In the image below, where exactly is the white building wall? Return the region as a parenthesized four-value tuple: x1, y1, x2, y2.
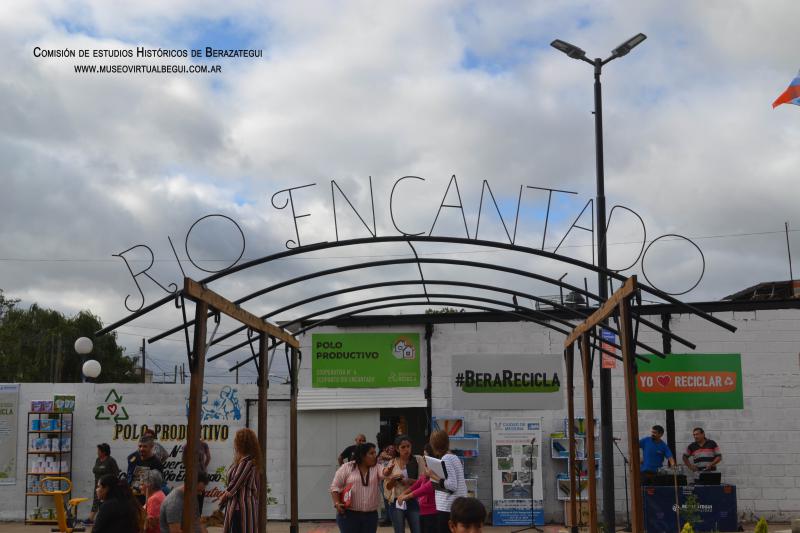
(429, 309, 800, 522)
(0, 383, 291, 522)
(2, 308, 798, 523)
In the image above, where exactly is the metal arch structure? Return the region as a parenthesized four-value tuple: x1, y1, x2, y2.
(97, 235, 734, 338)
(94, 235, 738, 531)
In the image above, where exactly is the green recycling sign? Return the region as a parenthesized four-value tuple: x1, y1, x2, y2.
(311, 333, 421, 388)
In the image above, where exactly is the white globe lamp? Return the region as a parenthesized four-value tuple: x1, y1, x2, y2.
(74, 337, 93, 355)
(82, 360, 102, 380)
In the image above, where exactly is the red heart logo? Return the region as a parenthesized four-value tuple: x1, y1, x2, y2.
(107, 404, 118, 415)
(656, 376, 671, 387)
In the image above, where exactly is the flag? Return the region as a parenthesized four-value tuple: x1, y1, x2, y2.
(773, 70, 800, 108)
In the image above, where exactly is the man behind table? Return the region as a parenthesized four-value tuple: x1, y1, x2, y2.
(639, 425, 675, 479)
(683, 427, 721, 472)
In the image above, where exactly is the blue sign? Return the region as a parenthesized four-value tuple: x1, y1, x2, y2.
(643, 485, 738, 532)
(492, 502, 544, 526)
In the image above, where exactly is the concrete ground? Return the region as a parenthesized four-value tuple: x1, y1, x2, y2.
(0, 521, 788, 533)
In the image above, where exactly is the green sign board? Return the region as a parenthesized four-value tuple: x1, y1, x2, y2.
(311, 333, 420, 388)
(636, 353, 743, 410)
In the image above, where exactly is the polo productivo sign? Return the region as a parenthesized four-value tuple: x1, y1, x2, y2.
(636, 353, 743, 410)
(451, 354, 563, 410)
(311, 332, 421, 388)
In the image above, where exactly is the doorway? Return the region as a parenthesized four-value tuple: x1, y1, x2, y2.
(378, 407, 428, 454)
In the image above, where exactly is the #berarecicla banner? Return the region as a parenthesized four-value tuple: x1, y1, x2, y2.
(0, 384, 20, 485)
(311, 332, 421, 388)
(491, 418, 544, 526)
(451, 354, 564, 410)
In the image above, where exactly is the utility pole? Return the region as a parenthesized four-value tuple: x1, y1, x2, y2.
(141, 338, 146, 383)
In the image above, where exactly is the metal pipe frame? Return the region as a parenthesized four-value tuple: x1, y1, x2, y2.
(96, 236, 736, 340)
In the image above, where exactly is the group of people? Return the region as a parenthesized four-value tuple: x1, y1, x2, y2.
(639, 424, 722, 478)
(330, 430, 486, 533)
(86, 427, 264, 533)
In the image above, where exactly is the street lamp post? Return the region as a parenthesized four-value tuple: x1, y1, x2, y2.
(551, 33, 647, 532)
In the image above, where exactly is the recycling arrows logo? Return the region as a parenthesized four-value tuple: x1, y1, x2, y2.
(94, 389, 130, 422)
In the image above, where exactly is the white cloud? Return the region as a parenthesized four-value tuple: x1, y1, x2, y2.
(3, 0, 800, 370)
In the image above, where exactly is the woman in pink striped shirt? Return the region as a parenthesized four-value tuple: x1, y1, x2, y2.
(396, 444, 437, 533)
(330, 442, 386, 533)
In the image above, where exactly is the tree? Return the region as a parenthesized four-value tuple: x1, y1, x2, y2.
(0, 294, 138, 383)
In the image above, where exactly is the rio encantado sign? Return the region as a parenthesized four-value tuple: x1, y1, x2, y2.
(112, 176, 707, 312)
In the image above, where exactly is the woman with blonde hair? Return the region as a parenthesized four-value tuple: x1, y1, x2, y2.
(216, 428, 263, 533)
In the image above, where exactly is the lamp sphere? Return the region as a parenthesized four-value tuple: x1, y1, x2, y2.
(74, 337, 93, 355)
(82, 359, 102, 379)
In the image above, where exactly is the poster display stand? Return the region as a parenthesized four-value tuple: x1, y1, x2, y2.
(491, 418, 544, 526)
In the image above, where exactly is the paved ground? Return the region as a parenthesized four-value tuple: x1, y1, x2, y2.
(0, 522, 787, 533)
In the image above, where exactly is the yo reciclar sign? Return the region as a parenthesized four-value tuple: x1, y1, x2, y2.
(635, 353, 743, 410)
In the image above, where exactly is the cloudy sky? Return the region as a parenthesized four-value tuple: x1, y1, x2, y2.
(3, 1, 800, 381)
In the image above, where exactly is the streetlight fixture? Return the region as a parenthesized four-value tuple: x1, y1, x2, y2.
(551, 32, 646, 533)
(74, 336, 100, 382)
(82, 359, 102, 380)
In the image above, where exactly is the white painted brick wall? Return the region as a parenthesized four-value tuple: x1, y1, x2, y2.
(0, 383, 291, 522)
(429, 309, 800, 522)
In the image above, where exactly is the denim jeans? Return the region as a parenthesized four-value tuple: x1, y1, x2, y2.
(391, 498, 421, 533)
(337, 510, 379, 533)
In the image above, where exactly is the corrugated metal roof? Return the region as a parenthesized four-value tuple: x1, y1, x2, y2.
(297, 388, 426, 410)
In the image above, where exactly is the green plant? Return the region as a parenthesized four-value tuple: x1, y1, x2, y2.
(754, 517, 768, 533)
(681, 494, 702, 529)
(681, 523, 694, 533)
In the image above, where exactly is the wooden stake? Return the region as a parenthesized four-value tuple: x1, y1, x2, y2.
(182, 301, 208, 533)
(257, 333, 269, 533)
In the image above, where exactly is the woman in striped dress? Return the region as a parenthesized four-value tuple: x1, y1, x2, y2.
(218, 428, 263, 533)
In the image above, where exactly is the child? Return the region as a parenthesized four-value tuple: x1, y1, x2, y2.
(448, 497, 486, 533)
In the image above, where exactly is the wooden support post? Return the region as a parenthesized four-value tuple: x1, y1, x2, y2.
(257, 333, 269, 533)
(565, 345, 579, 533)
(619, 295, 643, 533)
(289, 346, 299, 533)
(182, 301, 208, 533)
(580, 334, 598, 533)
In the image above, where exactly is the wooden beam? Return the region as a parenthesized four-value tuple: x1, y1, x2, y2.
(182, 301, 208, 533)
(620, 296, 644, 533)
(257, 333, 269, 533)
(565, 345, 578, 533)
(580, 334, 598, 533)
(564, 276, 637, 348)
(183, 278, 299, 348)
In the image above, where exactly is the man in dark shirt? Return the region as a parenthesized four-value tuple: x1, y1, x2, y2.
(683, 427, 721, 472)
(337, 433, 366, 465)
(127, 435, 164, 504)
